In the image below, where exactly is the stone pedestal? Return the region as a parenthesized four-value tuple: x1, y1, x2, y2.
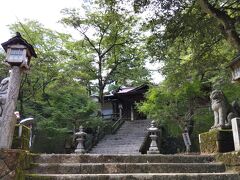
(199, 129, 234, 153)
(232, 118, 240, 151)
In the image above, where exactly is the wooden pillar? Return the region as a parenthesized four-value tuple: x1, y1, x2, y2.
(0, 66, 21, 148)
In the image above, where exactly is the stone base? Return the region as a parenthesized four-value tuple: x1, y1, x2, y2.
(75, 149, 86, 154)
(147, 150, 160, 154)
(199, 129, 234, 153)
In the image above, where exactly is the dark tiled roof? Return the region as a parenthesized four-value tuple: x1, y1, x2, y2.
(115, 84, 149, 95)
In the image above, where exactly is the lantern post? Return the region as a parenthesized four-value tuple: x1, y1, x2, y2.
(0, 32, 37, 149)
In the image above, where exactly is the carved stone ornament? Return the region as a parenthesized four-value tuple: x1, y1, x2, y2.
(210, 90, 240, 129)
(0, 77, 9, 117)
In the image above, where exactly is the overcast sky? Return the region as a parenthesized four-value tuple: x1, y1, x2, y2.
(0, 0, 82, 43)
(0, 0, 163, 83)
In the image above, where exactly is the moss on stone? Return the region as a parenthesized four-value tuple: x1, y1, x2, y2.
(199, 129, 234, 153)
(215, 151, 240, 172)
(215, 151, 240, 166)
(199, 130, 218, 153)
(12, 124, 31, 150)
(14, 150, 33, 180)
(0, 149, 33, 180)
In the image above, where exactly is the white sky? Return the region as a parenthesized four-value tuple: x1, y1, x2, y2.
(0, 0, 163, 83)
(0, 0, 82, 43)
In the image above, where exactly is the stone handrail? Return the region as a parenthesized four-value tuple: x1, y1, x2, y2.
(111, 117, 125, 134)
(83, 124, 113, 153)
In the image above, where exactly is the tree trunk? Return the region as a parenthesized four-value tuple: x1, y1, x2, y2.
(98, 55, 105, 107)
(99, 87, 104, 107)
(198, 0, 240, 51)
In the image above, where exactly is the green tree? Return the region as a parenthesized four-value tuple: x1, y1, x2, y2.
(61, 1, 150, 105)
(8, 20, 102, 153)
(9, 20, 71, 116)
(134, 0, 240, 137)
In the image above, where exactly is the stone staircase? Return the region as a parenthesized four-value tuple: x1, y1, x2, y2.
(25, 154, 240, 179)
(90, 120, 150, 154)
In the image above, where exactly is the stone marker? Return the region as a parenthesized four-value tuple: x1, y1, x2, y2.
(182, 129, 191, 153)
(231, 117, 240, 151)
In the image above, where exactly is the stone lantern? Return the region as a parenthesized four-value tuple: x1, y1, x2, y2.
(75, 126, 87, 154)
(2, 32, 37, 68)
(0, 32, 37, 149)
(228, 53, 240, 82)
(147, 120, 160, 154)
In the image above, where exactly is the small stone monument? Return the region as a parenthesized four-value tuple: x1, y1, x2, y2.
(147, 120, 160, 154)
(182, 127, 191, 154)
(75, 126, 87, 154)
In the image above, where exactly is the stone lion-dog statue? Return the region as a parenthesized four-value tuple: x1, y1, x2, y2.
(210, 90, 240, 129)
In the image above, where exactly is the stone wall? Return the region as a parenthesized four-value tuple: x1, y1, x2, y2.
(0, 149, 32, 179)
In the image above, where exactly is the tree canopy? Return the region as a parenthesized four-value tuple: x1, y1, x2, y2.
(61, 1, 150, 105)
(134, 0, 240, 137)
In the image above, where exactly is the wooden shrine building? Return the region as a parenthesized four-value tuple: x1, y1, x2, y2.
(102, 84, 149, 121)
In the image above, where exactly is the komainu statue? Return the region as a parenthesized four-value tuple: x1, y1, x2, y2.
(0, 77, 9, 117)
(210, 90, 240, 129)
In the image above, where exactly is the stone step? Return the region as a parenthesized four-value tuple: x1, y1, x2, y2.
(89, 148, 140, 152)
(90, 148, 140, 152)
(29, 162, 225, 174)
(25, 173, 240, 180)
(105, 134, 147, 136)
(92, 143, 143, 147)
(94, 140, 145, 143)
(90, 148, 140, 151)
(96, 138, 145, 142)
(32, 154, 215, 164)
(89, 151, 140, 154)
(89, 119, 151, 154)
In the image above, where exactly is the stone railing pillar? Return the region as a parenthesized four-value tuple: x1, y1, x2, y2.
(147, 120, 160, 154)
(75, 126, 87, 154)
